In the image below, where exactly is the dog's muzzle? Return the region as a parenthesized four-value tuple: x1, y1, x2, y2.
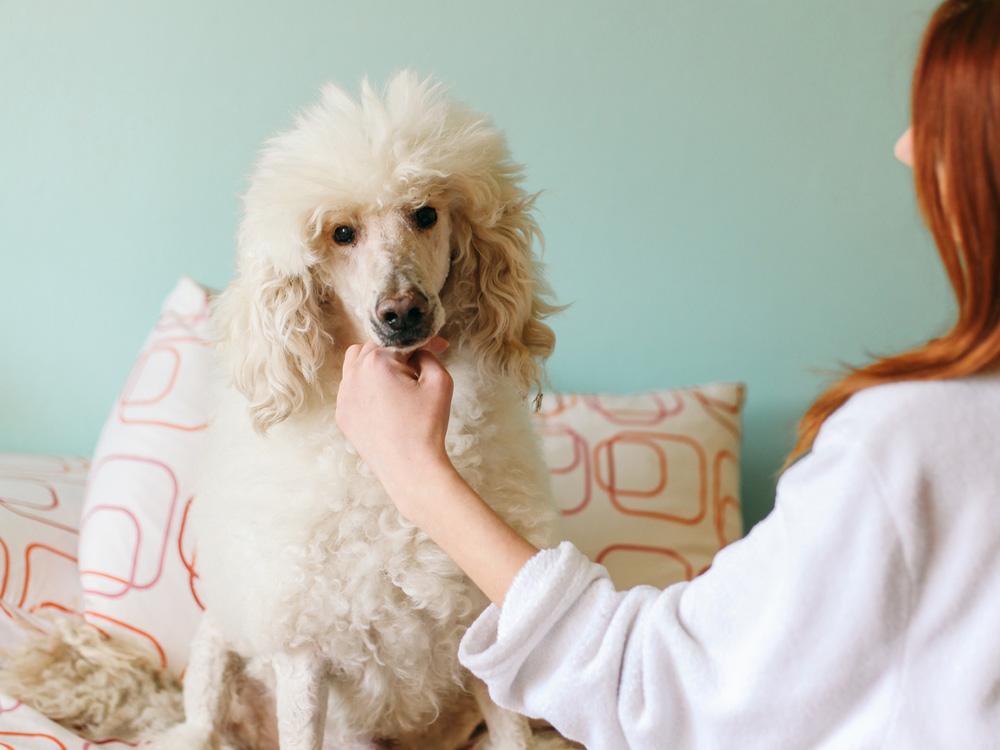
(373, 290, 433, 348)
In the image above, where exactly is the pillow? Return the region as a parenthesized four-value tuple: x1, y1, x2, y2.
(532, 385, 744, 589)
(78, 278, 212, 675)
(76, 276, 744, 672)
(0, 454, 87, 625)
(0, 454, 133, 748)
(0, 689, 132, 750)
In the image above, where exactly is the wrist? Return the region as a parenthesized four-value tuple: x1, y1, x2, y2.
(380, 455, 538, 605)
(381, 453, 461, 522)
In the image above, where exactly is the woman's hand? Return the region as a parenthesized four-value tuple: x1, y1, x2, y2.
(336, 337, 538, 604)
(335, 337, 455, 515)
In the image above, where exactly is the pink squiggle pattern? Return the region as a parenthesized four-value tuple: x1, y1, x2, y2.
(79, 455, 178, 600)
(18, 543, 77, 609)
(538, 423, 592, 516)
(582, 391, 684, 425)
(0, 732, 67, 749)
(117, 337, 211, 432)
(691, 387, 743, 438)
(153, 283, 211, 333)
(177, 496, 204, 611)
(0, 479, 78, 535)
(78, 505, 141, 597)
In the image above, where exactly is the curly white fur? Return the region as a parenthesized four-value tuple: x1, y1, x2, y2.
(0, 614, 182, 738)
(1, 72, 569, 750)
(182, 70, 563, 750)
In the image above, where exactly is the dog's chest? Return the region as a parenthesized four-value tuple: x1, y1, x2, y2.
(197, 369, 536, 725)
(242, 470, 482, 657)
(262, 495, 479, 728)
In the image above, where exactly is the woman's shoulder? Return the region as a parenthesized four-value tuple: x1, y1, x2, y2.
(777, 373, 1000, 542)
(814, 371, 1000, 463)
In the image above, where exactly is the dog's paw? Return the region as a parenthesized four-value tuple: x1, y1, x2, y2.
(142, 723, 215, 750)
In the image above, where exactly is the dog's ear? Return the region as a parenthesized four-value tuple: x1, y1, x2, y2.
(214, 257, 329, 432)
(449, 190, 559, 398)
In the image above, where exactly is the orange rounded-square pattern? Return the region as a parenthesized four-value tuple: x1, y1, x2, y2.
(533, 384, 744, 591)
(0, 477, 57, 514)
(0, 455, 88, 477)
(536, 393, 579, 420)
(597, 544, 694, 588)
(0, 454, 85, 623)
(713, 449, 742, 547)
(117, 338, 211, 432)
(538, 423, 591, 516)
(594, 431, 707, 525)
(583, 392, 683, 426)
(79, 455, 179, 599)
(78, 278, 217, 676)
(153, 277, 211, 333)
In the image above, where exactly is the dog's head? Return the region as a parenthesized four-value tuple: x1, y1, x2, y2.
(217, 72, 557, 431)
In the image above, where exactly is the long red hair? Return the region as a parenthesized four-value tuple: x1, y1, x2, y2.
(787, 0, 1000, 466)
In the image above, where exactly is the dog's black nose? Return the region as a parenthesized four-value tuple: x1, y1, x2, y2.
(376, 292, 429, 333)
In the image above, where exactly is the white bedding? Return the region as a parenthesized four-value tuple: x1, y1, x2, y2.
(0, 453, 135, 747)
(0, 453, 571, 748)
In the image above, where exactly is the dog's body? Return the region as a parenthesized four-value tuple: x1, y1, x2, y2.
(152, 73, 562, 749)
(0, 71, 563, 749)
(173, 356, 553, 748)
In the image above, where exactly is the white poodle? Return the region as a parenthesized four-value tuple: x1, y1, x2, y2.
(2, 72, 568, 750)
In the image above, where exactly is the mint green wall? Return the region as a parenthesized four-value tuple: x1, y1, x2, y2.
(0, 0, 948, 526)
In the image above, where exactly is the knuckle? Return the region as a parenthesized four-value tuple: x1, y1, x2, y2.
(434, 368, 454, 390)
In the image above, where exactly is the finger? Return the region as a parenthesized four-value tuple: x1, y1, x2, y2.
(356, 341, 380, 366)
(377, 345, 426, 378)
(343, 344, 363, 368)
(420, 336, 450, 355)
(411, 350, 452, 386)
(384, 347, 412, 364)
(374, 348, 421, 380)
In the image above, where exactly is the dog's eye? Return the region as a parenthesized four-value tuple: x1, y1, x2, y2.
(412, 206, 437, 230)
(332, 225, 356, 245)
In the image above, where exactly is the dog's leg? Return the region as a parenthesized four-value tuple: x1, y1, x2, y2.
(472, 679, 533, 750)
(318, 679, 388, 750)
(273, 649, 330, 750)
(146, 614, 238, 749)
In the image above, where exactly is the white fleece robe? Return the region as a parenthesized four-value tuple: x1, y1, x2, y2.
(459, 374, 1000, 749)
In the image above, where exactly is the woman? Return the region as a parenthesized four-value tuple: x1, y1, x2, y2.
(336, 1, 1000, 746)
